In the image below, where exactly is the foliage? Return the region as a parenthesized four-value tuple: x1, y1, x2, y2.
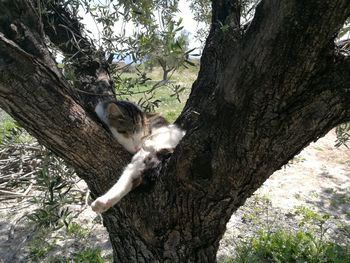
(67, 222, 90, 239)
(28, 227, 105, 262)
(26, 152, 80, 230)
(0, 117, 31, 144)
(38, 0, 190, 113)
(338, 18, 350, 39)
(73, 248, 106, 263)
(141, 17, 192, 81)
(227, 229, 350, 263)
(222, 205, 350, 263)
(117, 67, 196, 120)
(28, 229, 56, 261)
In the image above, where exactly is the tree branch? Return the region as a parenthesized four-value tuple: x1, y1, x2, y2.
(0, 0, 61, 76)
(178, 0, 350, 201)
(0, 0, 115, 111)
(221, 0, 350, 106)
(42, 1, 115, 110)
(0, 31, 129, 193)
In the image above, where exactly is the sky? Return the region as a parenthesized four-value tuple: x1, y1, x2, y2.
(61, 1, 350, 63)
(80, 0, 203, 50)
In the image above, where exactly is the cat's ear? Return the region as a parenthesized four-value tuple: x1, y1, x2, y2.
(107, 103, 124, 118)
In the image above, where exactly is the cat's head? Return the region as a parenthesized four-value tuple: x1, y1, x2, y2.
(98, 101, 149, 153)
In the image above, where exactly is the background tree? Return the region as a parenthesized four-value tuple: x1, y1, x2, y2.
(0, 0, 349, 262)
(142, 23, 191, 81)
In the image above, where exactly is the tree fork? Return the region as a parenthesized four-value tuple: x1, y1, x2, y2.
(1, 0, 350, 262)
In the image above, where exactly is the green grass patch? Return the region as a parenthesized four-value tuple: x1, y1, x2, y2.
(67, 222, 90, 239)
(221, 204, 349, 263)
(28, 229, 56, 261)
(116, 66, 196, 122)
(73, 248, 106, 263)
(47, 248, 108, 263)
(0, 115, 33, 144)
(223, 229, 350, 263)
(0, 117, 20, 143)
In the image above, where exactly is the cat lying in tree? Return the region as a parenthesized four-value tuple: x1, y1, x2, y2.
(91, 100, 185, 213)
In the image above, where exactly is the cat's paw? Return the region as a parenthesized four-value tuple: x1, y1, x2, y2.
(91, 197, 112, 213)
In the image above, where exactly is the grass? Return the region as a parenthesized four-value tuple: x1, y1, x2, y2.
(221, 205, 350, 263)
(67, 222, 90, 239)
(0, 115, 33, 145)
(330, 191, 350, 207)
(224, 229, 350, 263)
(117, 66, 197, 122)
(28, 229, 56, 261)
(46, 248, 107, 263)
(72, 248, 106, 263)
(0, 117, 21, 144)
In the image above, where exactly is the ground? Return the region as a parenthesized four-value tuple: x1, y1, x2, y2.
(1, 128, 349, 262)
(217, 130, 350, 261)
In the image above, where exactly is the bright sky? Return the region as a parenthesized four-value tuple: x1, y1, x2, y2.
(80, 0, 203, 51)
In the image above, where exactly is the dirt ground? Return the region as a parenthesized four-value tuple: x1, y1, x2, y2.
(1, 130, 349, 262)
(217, 130, 350, 260)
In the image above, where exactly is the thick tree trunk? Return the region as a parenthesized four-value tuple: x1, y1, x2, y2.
(0, 0, 350, 262)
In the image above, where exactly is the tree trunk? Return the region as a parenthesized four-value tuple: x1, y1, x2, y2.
(162, 69, 169, 82)
(0, 0, 350, 262)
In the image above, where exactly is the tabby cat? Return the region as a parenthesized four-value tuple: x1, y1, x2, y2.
(91, 100, 185, 213)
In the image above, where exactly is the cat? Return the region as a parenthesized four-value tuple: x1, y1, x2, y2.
(91, 100, 185, 213)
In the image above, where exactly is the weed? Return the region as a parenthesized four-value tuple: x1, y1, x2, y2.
(28, 229, 55, 261)
(345, 211, 350, 218)
(337, 223, 350, 238)
(242, 195, 272, 226)
(220, 202, 350, 263)
(73, 248, 106, 263)
(224, 229, 350, 263)
(26, 152, 79, 230)
(294, 206, 328, 225)
(330, 192, 350, 207)
(0, 117, 32, 144)
(310, 191, 319, 198)
(67, 222, 90, 239)
(46, 248, 108, 263)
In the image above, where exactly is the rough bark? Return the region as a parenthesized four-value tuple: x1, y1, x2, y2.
(0, 0, 350, 262)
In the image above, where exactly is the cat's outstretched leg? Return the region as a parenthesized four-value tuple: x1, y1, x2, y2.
(91, 150, 148, 213)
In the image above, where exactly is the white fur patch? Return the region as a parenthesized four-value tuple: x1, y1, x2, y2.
(144, 125, 186, 152)
(95, 102, 107, 124)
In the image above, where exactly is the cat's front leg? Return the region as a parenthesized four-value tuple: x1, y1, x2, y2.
(91, 149, 149, 213)
(91, 196, 114, 213)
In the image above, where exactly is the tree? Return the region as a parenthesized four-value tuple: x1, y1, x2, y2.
(0, 0, 349, 262)
(141, 18, 191, 81)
